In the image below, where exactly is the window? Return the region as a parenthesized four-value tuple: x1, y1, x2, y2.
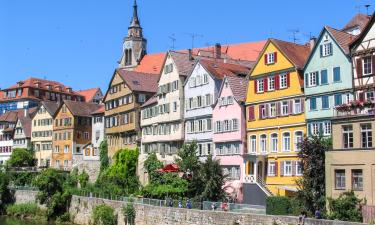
(294, 99, 301, 114)
(343, 125, 353, 149)
(294, 131, 303, 151)
(260, 105, 267, 118)
(361, 124, 372, 148)
(205, 94, 212, 106)
(334, 94, 342, 106)
(280, 74, 287, 88)
(309, 72, 317, 86)
(64, 145, 69, 153)
(269, 103, 276, 117)
(197, 96, 202, 107)
(203, 74, 209, 84)
(257, 79, 264, 92)
(333, 67, 341, 82)
(206, 119, 212, 131)
(323, 122, 331, 135)
(310, 97, 317, 110)
(173, 102, 177, 112)
(363, 56, 372, 76)
(281, 101, 289, 115)
(232, 119, 238, 131)
(250, 135, 256, 153)
(55, 160, 60, 168)
(260, 134, 267, 153)
(335, 170, 346, 190)
(84, 132, 89, 140)
(366, 91, 375, 101)
(54, 146, 59, 153)
(267, 52, 275, 64)
(284, 161, 292, 176)
(282, 132, 291, 152)
(321, 96, 330, 109)
(138, 94, 146, 103)
(216, 121, 222, 133)
(224, 120, 231, 132)
(296, 161, 303, 175)
(268, 162, 276, 176)
(322, 43, 332, 56)
(352, 169, 363, 191)
(268, 76, 275, 90)
(227, 96, 234, 105)
(311, 123, 319, 136)
(321, 69, 328, 84)
(270, 133, 278, 152)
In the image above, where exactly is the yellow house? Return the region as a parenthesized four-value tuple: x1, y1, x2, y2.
(244, 39, 310, 198)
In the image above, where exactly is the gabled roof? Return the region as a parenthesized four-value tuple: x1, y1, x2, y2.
(199, 59, 250, 79)
(134, 52, 167, 74)
(342, 13, 371, 32)
(269, 38, 310, 70)
(349, 12, 375, 50)
(63, 100, 103, 117)
(117, 69, 159, 93)
(77, 88, 102, 103)
(0, 108, 37, 124)
(141, 94, 157, 108)
(169, 51, 197, 76)
(226, 76, 248, 102)
(326, 26, 355, 54)
(41, 101, 61, 116)
(17, 115, 32, 138)
(91, 104, 105, 115)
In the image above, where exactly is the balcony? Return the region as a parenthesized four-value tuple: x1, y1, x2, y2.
(335, 100, 375, 117)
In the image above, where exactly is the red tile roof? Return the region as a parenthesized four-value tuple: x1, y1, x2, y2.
(326, 26, 355, 54)
(349, 12, 375, 50)
(91, 104, 105, 115)
(134, 52, 167, 74)
(63, 100, 103, 117)
(117, 69, 159, 93)
(270, 39, 310, 69)
(199, 59, 250, 79)
(0, 108, 37, 123)
(342, 13, 371, 32)
(77, 88, 102, 103)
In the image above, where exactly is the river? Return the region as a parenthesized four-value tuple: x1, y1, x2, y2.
(0, 216, 74, 225)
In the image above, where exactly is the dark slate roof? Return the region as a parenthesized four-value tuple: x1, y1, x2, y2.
(271, 38, 310, 69)
(226, 76, 248, 102)
(326, 26, 355, 54)
(18, 115, 32, 138)
(64, 100, 103, 117)
(141, 94, 157, 108)
(169, 51, 197, 76)
(117, 69, 159, 93)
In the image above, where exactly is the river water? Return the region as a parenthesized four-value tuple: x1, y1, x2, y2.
(0, 217, 73, 225)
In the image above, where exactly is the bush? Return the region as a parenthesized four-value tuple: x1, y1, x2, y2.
(0, 171, 12, 213)
(266, 196, 293, 215)
(78, 170, 89, 188)
(122, 201, 135, 225)
(6, 148, 35, 167)
(6, 203, 46, 220)
(91, 204, 117, 225)
(328, 191, 363, 222)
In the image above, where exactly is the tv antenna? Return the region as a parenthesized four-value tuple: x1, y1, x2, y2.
(287, 28, 300, 43)
(184, 32, 203, 49)
(365, 4, 371, 15)
(168, 34, 176, 50)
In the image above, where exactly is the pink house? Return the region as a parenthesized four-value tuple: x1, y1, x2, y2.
(212, 75, 247, 203)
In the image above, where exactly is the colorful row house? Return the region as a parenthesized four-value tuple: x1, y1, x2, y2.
(326, 13, 375, 206)
(304, 27, 355, 138)
(212, 75, 248, 202)
(245, 39, 310, 204)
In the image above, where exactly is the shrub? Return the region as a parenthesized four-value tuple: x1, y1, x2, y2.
(78, 170, 89, 188)
(328, 191, 363, 222)
(6, 148, 35, 167)
(0, 171, 12, 213)
(6, 203, 46, 220)
(122, 201, 136, 225)
(266, 196, 292, 215)
(91, 204, 117, 225)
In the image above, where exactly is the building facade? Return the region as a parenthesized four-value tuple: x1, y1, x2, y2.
(12, 113, 33, 150)
(31, 101, 60, 167)
(104, 69, 158, 158)
(245, 39, 310, 203)
(52, 100, 101, 171)
(212, 76, 248, 203)
(304, 27, 355, 137)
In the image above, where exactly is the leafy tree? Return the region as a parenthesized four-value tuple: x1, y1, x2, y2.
(91, 204, 117, 225)
(78, 170, 89, 188)
(296, 136, 330, 215)
(0, 171, 13, 213)
(200, 155, 226, 202)
(143, 152, 163, 184)
(142, 173, 188, 199)
(99, 140, 109, 173)
(96, 149, 140, 196)
(122, 200, 136, 225)
(328, 191, 363, 222)
(6, 148, 34, 168)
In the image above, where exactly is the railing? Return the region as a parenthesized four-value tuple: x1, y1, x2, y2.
(202, 201, 265, 214)
(256, 175, 273, 196)
(335, 102, 375, 117)
(8, 185, 39, 191)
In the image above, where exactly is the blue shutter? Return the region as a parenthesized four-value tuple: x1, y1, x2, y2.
(329, 43, 333, 55)
(310, 97, 316, 110)
(333, 67, 341, 82)
(319, 123, 323, 135)
(334, 94, 342, 106)
(316, 71, 320, 85)
(321, 69, 328, 84)
(320, 45, 323, 57)
(305, 73, 309, 87)
(308, 124, 312, 136)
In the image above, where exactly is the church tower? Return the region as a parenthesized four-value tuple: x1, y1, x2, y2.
(119, 0, 147, 69)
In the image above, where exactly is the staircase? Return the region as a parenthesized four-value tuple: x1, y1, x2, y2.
(256, 175, 273, 196)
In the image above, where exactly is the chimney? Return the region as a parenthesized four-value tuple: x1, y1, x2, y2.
(215, 43, 221, 59)
(309, 37, 317, 50)
(188, 49, 193, 61)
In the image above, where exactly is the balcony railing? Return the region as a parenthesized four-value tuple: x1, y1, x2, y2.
(334, 100, 375, 117)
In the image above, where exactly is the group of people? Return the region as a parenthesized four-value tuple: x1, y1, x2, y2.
(167, 198, 192, 209)
(211, 201, 229, 211)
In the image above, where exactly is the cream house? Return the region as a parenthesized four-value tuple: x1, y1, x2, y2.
(31, 101, 60, 167)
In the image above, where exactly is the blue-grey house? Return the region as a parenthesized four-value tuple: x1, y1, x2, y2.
(304, 26, 355, 137)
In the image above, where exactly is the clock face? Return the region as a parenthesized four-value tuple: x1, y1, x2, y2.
(125, 41, 132, 48)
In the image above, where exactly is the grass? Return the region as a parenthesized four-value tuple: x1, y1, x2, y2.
(6, 203, 47, 221)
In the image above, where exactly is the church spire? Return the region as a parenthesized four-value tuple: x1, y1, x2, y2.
(130, 0, 140, 28)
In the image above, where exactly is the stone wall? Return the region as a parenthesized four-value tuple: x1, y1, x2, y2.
(76, 160, 101, 183)
(13, 190, 39, 204)
(69, 195, 368, 225)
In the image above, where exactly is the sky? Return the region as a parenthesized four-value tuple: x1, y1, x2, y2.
(0, 0, 373, 92)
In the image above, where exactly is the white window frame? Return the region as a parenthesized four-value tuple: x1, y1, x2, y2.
(268, 76, 275, 91)
(323, 122, 331, 135)
(309, 72, 317, 87)
(249, 135, 257, 154)
(296, 161, 303, 176)
(282, 132, 291, 152)
(267, 52, 275, 64)
(281, 101, 289, 115)
(269, 103, 276, 117)
(294, 131, 303, 152)
(268, 161, 276, 176)
(311, 123, 319, 136)
(270, 133, 278, 153)
(257, 79, 264, 93)
(322, 42, 332, 56)
(294, 99, 301, 114)
(284, 161, 292, 176)
(363, 56, 372, 76)
(260, 134, 267, 154)
(280, 74, 287, 89)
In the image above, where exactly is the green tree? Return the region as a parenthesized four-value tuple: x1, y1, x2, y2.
(143, 152, 163, 184)
(91, 204, 117, 225)
(328, 191, 363, 222)
(99, 140, 109, 174)
(200, 155, 226, 202)
(296, 136, 330, 215)
(0, 171, 13, 213)
(122, 200, 136, 225)
(142, 173, 188, 199)
(78, 170, 89, 188)
(6, 148, 34, 168)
